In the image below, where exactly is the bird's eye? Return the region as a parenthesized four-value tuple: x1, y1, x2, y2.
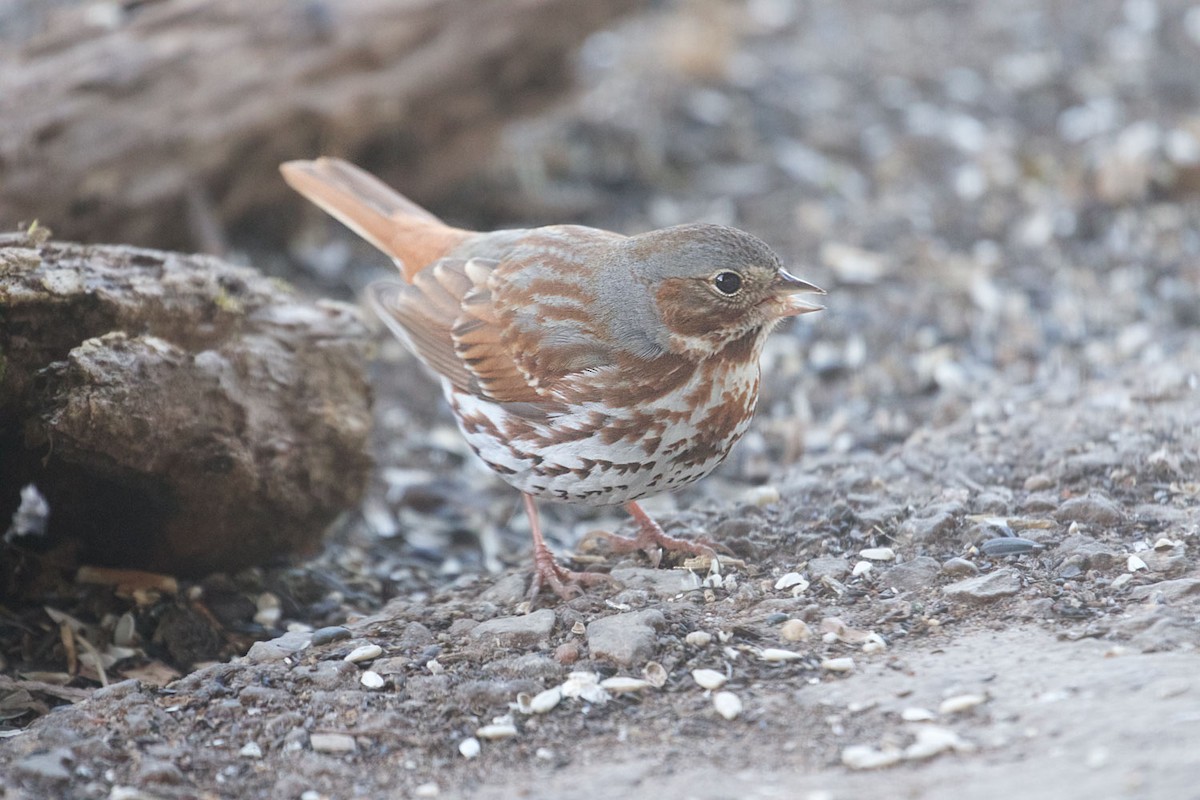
(712, 271, 743, 296)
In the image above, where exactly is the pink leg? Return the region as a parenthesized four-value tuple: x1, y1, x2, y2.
(579, 500, 719, 568)
(523, 493, 611, 600)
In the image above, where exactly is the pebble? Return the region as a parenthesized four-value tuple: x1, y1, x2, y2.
(344, 644, 383, 664)
(941, 557, 980, 577)
(713, 691, 743, 720)
(459, 737, 481, 759)
(1128, 577, 1200, 602)
(761, 648, 804, 662)
(245, 630, 312, 663)
(743, 485, 781, 506)
(239, 742, 263, 759)
(901, 707, 937, 722)
(884, 556, 941, 590)
(360, 671, 385, 689)
(254, 592, 282, 627)
(807, 556, 850, 580)
(587, 610, 666, 666)
(899, 502, 962, 543)
(311, 626, 352, 646)
(1126, 554, 1148, 572)
(774, 572, 808, 591)
(610, 567, 702, 596)
(554, 642, 580, 665)
(938, 693, 987, 714)
(643, 661, 668, 688)
(1023, 473, 1055, 491)
(692, 669, 728, 690)
(469, 609, 556, 648)
(780, 619, 812, 642)
(851, 561, 872, 577)
(859, 547, 895, 561)
(529, 686, 562, 714)
(309, 733, 356, 754)
(841, 744, 903, 770)
(476, 721, 518, 740)
(15, 748, 73, 780)
(561, 671, 610, 705)
(820, 657, 856, 673)
(979, 537, 1041, 557)
(415, 783, 441, 798)
(685, 630, 713, 646)
(905, 725, 974, 759)
(599, 677, 653, 693)
(1054, 494, 1123, 526)
(943, 569, 1021, 603)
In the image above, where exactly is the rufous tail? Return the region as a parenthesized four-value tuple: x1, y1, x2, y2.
(280, 157, 471, 281)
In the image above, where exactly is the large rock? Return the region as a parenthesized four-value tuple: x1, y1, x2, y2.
(0, 234, 372, 574)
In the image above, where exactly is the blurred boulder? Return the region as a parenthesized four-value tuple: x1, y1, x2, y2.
(0, 0, 646, 251)
(0, 232, 372, 575)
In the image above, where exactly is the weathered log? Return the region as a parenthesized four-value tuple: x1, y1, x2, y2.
(0, 232, 372, 575)
(0, 0, 645, 252)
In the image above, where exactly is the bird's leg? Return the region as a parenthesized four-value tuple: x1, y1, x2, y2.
(580, 501, 720, 568)
(523, 493, 611, 601)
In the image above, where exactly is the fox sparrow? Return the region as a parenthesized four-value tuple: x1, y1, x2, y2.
(281, 158, 824, 599)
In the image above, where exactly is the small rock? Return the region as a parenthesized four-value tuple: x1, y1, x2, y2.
(553, 642, 580, 665)
(476, 722, 518, 740)
(901, 707, 937, 722)
(1023, 473, 1054, 491)
(938, 693, 987, 714)
(15, 748, 73, 781)
(941, 557, 980, 577)
(239, 742, 263, 759)
(852, 561, 872, 577)
(820, 657, 855, 673)
(1127, 555, 1148, 572)
(600, 676, 653, 693)
(899, 502, 962, 544)
(1054, 494, 1123, 527)
(1129, 578, 1200, 602)
(529, 687, 562, 714)
(883, 557, 941, 591)
(807, 556, 850, 580)
(713, 691, 743, 720)
(344, 644, 383, 664)
(310, 733, 356, 754)
(692, 669, 727, 690)
(1054, 535, 1119, 570)
(245, 630, 312, 663)
(780, 619, 812, 642)
(360, 671, 385, 689)
(761, 648, 804, 662)
(774, 572, 808, 591)
(311, 626, 352, 646)
(415, 783, 441, 798)
(859, 547, 895, 561)
(904, 725, 975, 759)
(943, 569, 1021, 603)
(586, 610, 666, 666)
(610, 567, 702, 596)
(470, 609, 557, 648)
(842, 744, 903, 770)
(459, 738, 481, 759)
(685, 630, 713, 646)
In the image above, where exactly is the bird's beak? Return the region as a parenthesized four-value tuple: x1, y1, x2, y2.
(770, 269, 826, 316)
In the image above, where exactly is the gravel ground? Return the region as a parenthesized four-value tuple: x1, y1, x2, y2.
(3, 1, 1200, 798)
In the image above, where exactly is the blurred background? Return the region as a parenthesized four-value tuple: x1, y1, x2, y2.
(3, 0, 1199, 658)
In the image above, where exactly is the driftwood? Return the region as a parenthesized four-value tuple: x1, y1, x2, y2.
(0, 232, 372, 575)
(0, 0, 645, 251)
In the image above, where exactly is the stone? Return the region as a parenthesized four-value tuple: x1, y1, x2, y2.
(941, 557, 980, 577)
(899, 502, 962, 543)
(943, 569, 1021, 603)
(611, 567, 702, 596)
(469, 609, 556, 648)
(310, 626, 352, 646)
(587, 610, 667, 666)
(881, 557, 940, 591)
(15, 748, 73, 781)
(309, 733, 357, 754)
(1054, 494, 1123, 527)
(806, 556, 850, 581)
(245, 630, 312, 663)
(1054, 534, 1119, 570)
(1128, 578, 1200, 603)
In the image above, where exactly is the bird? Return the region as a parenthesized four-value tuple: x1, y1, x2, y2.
(280, 157, 824, 599)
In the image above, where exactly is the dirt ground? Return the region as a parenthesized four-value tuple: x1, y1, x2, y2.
(3, 0, 1200, 798)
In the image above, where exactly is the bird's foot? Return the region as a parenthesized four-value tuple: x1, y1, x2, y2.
(579, 517, 722, 569)
(527, 541, 613, 601)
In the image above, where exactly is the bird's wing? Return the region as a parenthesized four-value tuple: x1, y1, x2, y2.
(369, 241, 619, 408)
